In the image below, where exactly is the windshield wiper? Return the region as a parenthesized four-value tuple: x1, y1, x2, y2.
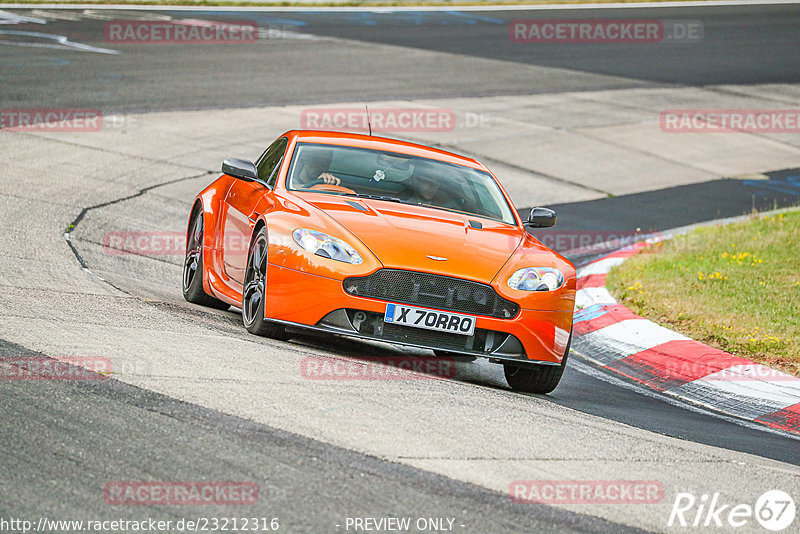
(352, 194, 404, 203)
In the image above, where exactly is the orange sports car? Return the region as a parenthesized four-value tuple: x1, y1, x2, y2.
(183, 130, 575, 393)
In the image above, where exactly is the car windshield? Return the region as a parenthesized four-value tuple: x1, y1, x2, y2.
(286, 142, 517, 225)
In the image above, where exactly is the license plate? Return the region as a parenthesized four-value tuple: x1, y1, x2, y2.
(384, 303, 475, 336)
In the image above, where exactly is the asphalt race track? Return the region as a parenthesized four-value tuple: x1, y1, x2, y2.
(1, 4, 799, 111)
(1, 2, 800, 533)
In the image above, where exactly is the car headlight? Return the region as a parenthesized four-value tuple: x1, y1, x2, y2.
(507, 267, 564, 291)
(292, 229, 363, 265)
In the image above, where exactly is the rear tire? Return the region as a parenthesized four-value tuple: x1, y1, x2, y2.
(242, 226, 291, 340)
(182, 208, 230, 310)
(504, 332, 571, 394)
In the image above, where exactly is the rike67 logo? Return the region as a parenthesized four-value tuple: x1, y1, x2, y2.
(668, 490, 795, 531)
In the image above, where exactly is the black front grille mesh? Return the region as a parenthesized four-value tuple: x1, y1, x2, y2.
(343, 269, 519, 319)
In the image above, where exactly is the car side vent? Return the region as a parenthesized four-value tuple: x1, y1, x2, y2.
(345, 200, 368, 212)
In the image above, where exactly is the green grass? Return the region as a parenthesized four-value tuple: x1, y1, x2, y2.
(606, 209, 800, 377)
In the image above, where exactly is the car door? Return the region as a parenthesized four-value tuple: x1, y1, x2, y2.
(222, 137, 288, 286)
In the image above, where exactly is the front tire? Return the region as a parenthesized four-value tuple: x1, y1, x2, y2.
(182, 208, 230, 310)
(504, 332, 571, 394)
(242, 226, 291, 340)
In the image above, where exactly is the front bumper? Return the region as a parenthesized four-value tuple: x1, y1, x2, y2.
(265, 263, 573, 364)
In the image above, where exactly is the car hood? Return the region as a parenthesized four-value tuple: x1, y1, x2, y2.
(299, 194, 524, 282)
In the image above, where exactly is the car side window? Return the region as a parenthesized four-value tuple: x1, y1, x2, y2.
(257, 137, 288, 187)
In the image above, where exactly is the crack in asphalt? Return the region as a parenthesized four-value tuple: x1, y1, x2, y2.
(62, 170, 214, 280)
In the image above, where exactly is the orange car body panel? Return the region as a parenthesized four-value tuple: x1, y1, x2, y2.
(189, 130, 576, 363)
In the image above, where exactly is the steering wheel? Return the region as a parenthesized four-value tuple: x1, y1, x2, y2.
(309, 183, 357, 194)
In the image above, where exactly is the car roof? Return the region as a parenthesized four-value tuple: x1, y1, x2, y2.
(285, 130, 487, 171)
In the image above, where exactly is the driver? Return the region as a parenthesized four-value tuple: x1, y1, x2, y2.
(294, 147, 341, 188)
(403, 161, 461, 209)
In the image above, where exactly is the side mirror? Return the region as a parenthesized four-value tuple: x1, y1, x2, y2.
(524, 207, 557, 229)
(222, 158, 258, 182)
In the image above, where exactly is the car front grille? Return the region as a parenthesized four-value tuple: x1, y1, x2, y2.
(343, 269, 519, 319)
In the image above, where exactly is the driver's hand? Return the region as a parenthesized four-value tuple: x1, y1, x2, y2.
(318, 173, 341, 185)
